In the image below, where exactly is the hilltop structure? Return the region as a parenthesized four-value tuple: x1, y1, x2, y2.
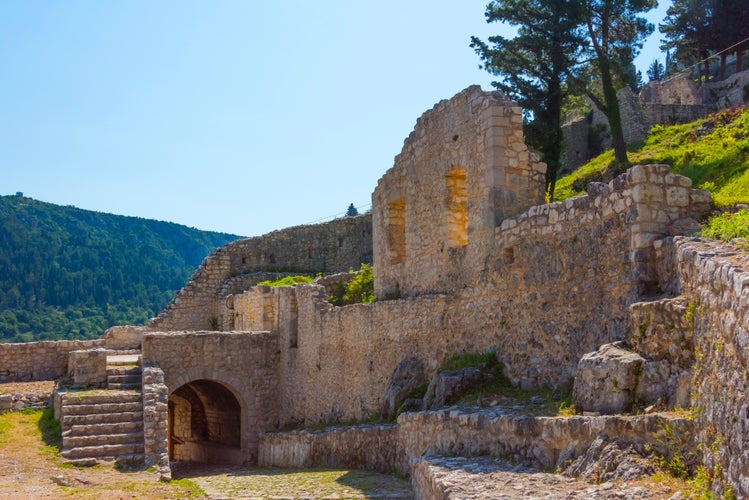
(1, 86, 747, 497)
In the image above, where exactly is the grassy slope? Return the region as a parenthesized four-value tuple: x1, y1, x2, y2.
(555, 107, 749, 207)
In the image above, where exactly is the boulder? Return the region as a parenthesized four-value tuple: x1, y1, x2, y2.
(573, 342, 645, 414)
(382, 357, 426, 418)
(423, 367, 487, 409)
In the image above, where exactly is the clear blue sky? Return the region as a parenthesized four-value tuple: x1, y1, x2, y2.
(1, 1, 669, 237)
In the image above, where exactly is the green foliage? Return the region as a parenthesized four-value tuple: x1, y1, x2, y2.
(471, 0, 586, 197)
(702, 209, 749, 242)
(328, 264, 374, 306)
(257, 275, 314, 287)
(0, 195, 240, 342)
(555, 107, 749, 205)
(345, 203, 359, 217)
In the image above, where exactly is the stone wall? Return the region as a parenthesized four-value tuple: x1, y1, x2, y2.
(258, 409, 693, 477)
(141, 331, 280, 463)
(148, 214, 372, 331)
(232, 165, 709, 427)
(0, 339, 103, 382)
(674, 237, 749, 497)
(372, 86, 546, 299)
(258, 424, 398, 473)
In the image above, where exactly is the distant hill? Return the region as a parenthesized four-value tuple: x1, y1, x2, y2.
(0, 196, 242, 342)
(555, 106, 749, 207)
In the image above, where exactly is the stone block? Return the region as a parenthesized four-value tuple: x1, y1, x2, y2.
(572, 342, 645, 414)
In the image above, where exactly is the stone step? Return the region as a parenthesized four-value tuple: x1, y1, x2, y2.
(65, 421, 143, 437)
(63, 431, 144, 448)
(62, 401, 143, 416)
(107, 383, 141, 391)
(62, 411, 143, 427)
(107, 374, 141, 384)
(60, 391, 142, 405)
(61, 443, 145, 460)
(107, 354, 141, 367)
(107, 366, 142, 377)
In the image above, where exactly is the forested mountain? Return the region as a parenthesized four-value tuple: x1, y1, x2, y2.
(0, 195, 242, 342)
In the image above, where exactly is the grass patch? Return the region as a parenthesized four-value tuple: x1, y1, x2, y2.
(169, 478, 206, 497)
(555, 107, 749, 207)
(702, 208, 749, 244)
(257, 275, 314, 287)
(439, 351, 576, 416)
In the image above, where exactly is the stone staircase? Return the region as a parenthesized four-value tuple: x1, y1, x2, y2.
(107, 353, 142, 390)
(59, 352, 145, 465)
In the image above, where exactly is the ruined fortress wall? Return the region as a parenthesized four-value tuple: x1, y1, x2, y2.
(256, 166, 710, 425)
(0, 339, 103, 382)
(372, 86, 545, 299)
(675, 237, 749, 497)
(148, 214, 372, 331)
(142, 331, 281, 463)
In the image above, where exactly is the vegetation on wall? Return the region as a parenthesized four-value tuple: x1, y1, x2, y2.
(328, 263, 374, 306)
(554, 107, 749, 206)
(257, 275, 314, 287)
(0, 195, 241, 342)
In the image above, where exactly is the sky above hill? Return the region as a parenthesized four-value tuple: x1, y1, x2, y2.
(1, 1, 668, 237)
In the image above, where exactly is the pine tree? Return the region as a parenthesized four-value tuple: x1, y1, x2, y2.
(345, 204, 359, 217)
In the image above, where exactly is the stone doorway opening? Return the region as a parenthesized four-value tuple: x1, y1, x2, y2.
(168, 379, 243, 465)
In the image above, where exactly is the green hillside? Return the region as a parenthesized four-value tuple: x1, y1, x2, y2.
(0, 196, 242, 342)
(555, 107, 749, 207)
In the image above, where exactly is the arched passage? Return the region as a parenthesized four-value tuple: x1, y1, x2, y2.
(168, 379, 244, 465)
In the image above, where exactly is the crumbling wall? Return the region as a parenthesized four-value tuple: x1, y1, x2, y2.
(0, 339, 103, 382)
(148, 214, 372, 331)
(245, 165, 709, 426)
(372, 86, 546, 299)
(675, 237, 749, 497)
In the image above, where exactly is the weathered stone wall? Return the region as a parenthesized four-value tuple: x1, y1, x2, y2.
(372, 86, 546, 299)
(258, 424, 398, 473)
(258, 409, 693, 477)
(141, 331, 280, 463)
(148, 214, 372, 331)
(674, 237, 749, 497)
(0, 339, 103, 382)
(142, 366, 170, 479)
(238, 165, 709, 426)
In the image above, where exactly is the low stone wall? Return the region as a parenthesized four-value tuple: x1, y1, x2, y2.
(258, 424, 398, 473)
(0, 339, 103, 382)
(675, 237, 749, 497)
(0, 390, 53, 413)
(142, 366, 170, 479)
(257, 409, 693, 477)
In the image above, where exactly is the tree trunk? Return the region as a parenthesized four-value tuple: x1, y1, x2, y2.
(720, 53, 727, 80)
(737, 50, 744, 73)
(599, 57, 629, 164)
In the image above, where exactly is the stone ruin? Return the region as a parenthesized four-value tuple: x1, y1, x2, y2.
(1, 85, 748, 497)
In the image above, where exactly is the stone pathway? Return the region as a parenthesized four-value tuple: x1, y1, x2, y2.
(172, 462, 414, 499)
(412, 456, 680, 499)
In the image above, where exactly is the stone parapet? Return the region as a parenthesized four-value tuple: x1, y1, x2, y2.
(0, 339, 103, 382)
(674, 237, 749, 497)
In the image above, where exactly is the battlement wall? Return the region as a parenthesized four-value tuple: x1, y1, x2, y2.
(148, 214, 372, 331)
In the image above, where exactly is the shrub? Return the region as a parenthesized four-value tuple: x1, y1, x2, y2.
(702, 209, 749, 242)
(329, 264, 374, 306)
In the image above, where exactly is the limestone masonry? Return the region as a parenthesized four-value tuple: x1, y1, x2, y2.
(2, 85, 747, 496)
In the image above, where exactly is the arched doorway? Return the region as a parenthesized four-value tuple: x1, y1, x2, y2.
(168, 379, 243, 465)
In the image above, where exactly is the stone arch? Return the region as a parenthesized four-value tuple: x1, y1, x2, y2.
(167, 376, 247, 465)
